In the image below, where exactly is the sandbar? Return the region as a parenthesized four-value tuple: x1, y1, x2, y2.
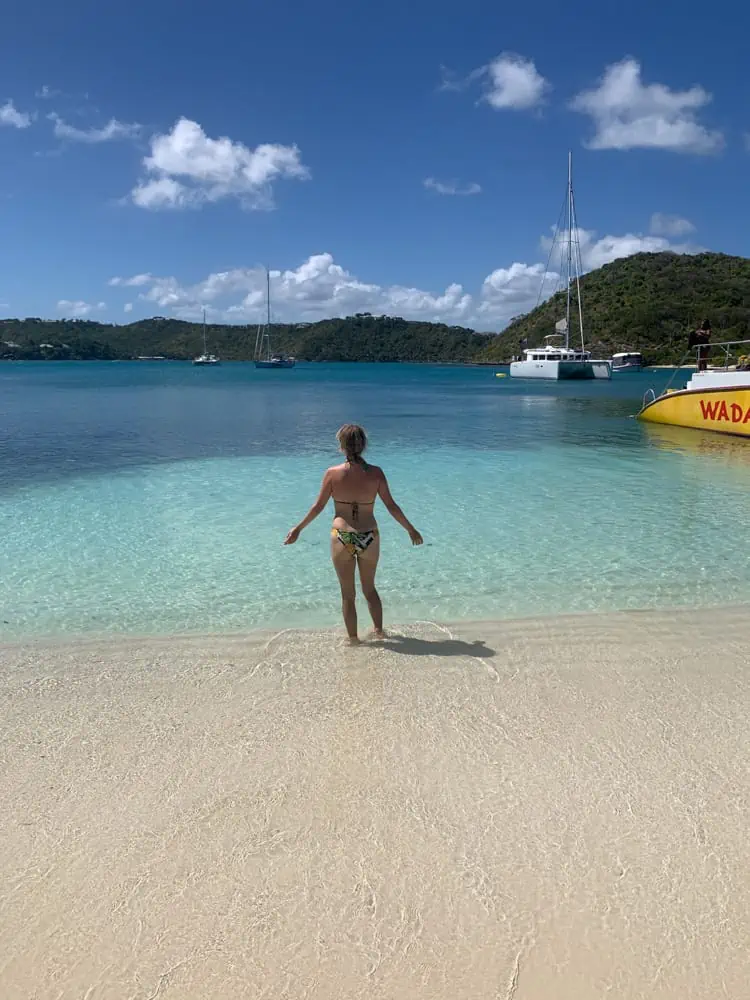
(1, 607, 748, 998)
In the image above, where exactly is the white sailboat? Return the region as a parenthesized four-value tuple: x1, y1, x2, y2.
(254, 268, 295, 369)
(510, 153, 611, 381)
(193, 309, 220, 365)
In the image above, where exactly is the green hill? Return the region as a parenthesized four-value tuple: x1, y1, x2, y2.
(0, 314, 490, 363)
(3, 252, 750, 364)
(478, 251, 750, 365)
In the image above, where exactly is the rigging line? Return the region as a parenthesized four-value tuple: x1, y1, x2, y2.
(569, 182, 586, 352)
(535, 185, 569, 310)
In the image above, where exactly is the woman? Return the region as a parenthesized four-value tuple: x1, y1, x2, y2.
(690, 318, 712, 372)
(284, 424, 423, 644)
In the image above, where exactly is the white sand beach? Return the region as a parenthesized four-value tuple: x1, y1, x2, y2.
(1, 607, 748, 999)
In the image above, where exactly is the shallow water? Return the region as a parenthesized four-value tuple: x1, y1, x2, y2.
(2, 361, 749, 638)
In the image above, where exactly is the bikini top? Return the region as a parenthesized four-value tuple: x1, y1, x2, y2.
(333, 498, 375, 521)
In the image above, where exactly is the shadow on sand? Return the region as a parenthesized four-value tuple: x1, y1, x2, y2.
(372, 635, 496, 658)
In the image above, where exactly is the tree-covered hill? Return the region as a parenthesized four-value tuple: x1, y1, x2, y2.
(3, 252, 750, 365)
(477, 252, 750, 365)
(0, 314, 490, 363)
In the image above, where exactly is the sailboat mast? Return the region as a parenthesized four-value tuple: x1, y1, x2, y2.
(265, 267, 271, 360)
(202, 308, 207, 354)
(565, 151, 573, 351)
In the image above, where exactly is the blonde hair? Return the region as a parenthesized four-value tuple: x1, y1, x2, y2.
(336, 424, 368, 464)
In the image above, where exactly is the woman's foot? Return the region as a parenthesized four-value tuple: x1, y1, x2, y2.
(368, 629, 387, 640)
(345, 636, 361, 646)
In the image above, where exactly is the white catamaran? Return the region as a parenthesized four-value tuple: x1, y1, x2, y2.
(510, 153, 611, 381)
(254, 268, 295, 370)
(193, 309, 220, 365)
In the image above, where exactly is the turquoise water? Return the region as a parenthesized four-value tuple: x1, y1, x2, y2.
(2, 361, 750, 638)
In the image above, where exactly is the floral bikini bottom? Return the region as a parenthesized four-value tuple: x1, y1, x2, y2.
(331, 528, 379, 557)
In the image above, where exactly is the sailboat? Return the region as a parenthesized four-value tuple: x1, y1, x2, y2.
(254, 268, 295, 369)
(510, 153, 611, 381)
(192, 309, 220, 365)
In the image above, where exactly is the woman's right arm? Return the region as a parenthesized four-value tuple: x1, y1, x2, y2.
(377, 470, 423, 545)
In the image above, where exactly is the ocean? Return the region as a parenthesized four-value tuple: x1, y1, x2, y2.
(2, 360, 750, 639)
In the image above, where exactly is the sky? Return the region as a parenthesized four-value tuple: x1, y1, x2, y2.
(1, 0, 748, 331)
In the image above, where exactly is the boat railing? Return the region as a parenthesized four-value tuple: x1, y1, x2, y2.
(641, 338, 750, 411)
(696, 338, 750, 369)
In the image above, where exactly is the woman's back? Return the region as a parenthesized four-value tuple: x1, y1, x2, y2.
(330, 461, 381, 531)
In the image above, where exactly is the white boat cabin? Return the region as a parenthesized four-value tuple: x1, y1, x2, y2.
(524, 346, 592, 363)
(612, 351, 643, 370)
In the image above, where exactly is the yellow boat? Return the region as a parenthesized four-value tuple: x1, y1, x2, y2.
(638, 340, 750, 438)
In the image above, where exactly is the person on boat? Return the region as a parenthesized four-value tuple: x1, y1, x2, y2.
(284, 424, 423, 644)
(689, 318, 712, 371)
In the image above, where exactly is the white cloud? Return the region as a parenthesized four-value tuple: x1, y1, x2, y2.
(570, 58, 723, 154)
(109, 273, 153, 287)
(649, 212, 695, 237)
(110, 254, 473, 326)
(35, 85, 61, 99)
(131, 177, 188, 209)
(49, 113, 141, 143)
(483, 53, 549, 110)
(108, 228, 699, 333)
(0, 99, 32, 129)
(439, 53, 548, 111)
(124, 302, 133, 313)
(129, 117, 309, 210)
(57, 299, 106, 318)
(424, 177, 481, 196)
(541, 225, 700, 272)
(476, 263, 553, 322)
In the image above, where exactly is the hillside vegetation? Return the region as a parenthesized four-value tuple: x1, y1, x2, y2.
(477, 252, 750, 364)
(3, 252, 750, 365)
(0, 314, 489, 363)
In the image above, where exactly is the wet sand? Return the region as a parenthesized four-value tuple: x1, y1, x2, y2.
(1, 607, 748, 999)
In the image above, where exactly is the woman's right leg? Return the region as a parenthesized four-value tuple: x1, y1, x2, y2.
(331, 535, 359, 641)
(357, 535, 384, 635)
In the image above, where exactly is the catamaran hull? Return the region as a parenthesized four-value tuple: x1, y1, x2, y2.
(509, 359, 611, 380)
(638, 387, 750, 438)
(255, 360, 295, 369)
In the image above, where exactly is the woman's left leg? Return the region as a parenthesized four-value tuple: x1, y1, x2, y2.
(356, 534, 383, 635)
(331, 534, 359, 642)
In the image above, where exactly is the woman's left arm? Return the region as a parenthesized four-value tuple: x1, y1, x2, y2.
(284, 471, 332, 544)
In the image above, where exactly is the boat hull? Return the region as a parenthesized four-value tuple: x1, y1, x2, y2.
(638, 386, 750, 438)
(612, 363, 643, 373)
(509, 359, 611, 380)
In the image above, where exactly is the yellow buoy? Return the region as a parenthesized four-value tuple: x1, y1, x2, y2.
(495, 373, 507, 378)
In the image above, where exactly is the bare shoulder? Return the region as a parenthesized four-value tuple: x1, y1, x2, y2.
(367, 464, 385, 478)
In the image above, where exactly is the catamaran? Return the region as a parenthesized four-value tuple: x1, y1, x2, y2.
(254, 268, 295, 369)
(193, 309, 220, 365)
(510, 153, 611, 381)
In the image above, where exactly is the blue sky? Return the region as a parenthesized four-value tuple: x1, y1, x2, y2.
(1, 0, 747, 330)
